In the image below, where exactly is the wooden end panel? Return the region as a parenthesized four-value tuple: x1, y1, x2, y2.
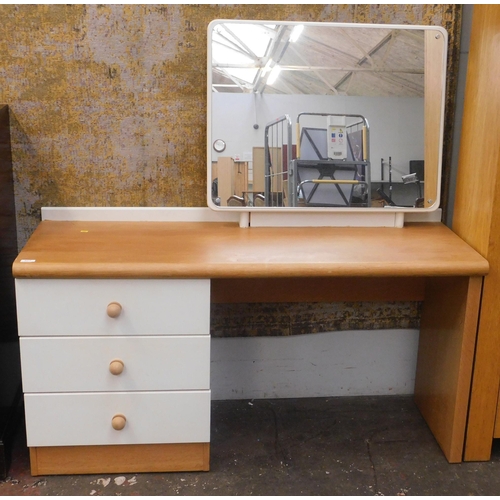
(451, 5, 500, 460)
(464, 271, 500, 460)
(29, 443, 210, 476)
(211, 277, 425, 304)
(452, 6, 500, 255)
(414, 276, 482, 463)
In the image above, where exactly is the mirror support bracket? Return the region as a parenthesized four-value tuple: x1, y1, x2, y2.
(239, 212, 250, 228)
(395, 213, 404, 228)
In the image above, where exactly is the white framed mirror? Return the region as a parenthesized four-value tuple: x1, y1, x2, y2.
(207, 20, 447, 215)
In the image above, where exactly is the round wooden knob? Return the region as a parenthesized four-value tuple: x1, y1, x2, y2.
(109, 359, 124, 375)
(111, 414, 126, 431)
(107, 302, 122, 318)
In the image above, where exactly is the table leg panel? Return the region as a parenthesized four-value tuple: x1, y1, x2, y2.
(414, 276, 482, 463)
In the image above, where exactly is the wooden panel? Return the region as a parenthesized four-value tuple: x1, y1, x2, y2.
(15, 279, 210, 336)
(216, 157, 234, 206)
(424, 29, 446, 208)
(12, 221, 489, 279)
(20, 336, 210, 393)
(24, 391, 211, 447)
(233, 161, 248, 198)
(269, 147, 283, 193)
(211, 277, 425, 304)
(451, 4, 500, 461)
(414, 276, 482, 463)
(469, 272, 500, 454)
(253, 147, 265, 192)
(29, 443, 210, 476)
(252, 147, 283, 193)
(452, 5, 500, 256)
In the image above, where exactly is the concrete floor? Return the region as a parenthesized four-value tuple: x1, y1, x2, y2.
(2, 396, 500, 496)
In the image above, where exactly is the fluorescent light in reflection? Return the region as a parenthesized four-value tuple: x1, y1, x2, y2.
(267, 65, 281, 85)
(289, 24, 304, 43)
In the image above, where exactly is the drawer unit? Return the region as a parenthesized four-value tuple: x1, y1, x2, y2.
(15, 279, 210, 336)
(15, 277, 212, 474)
(19, 336, 210, 393)
(24, 391, 211, 447)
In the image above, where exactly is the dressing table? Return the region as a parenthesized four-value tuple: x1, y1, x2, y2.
(12, 18, 487, 475)
(12, 207, 488, 474)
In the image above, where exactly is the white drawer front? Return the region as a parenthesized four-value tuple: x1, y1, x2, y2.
(20, 336, 210, 393)
(24, 391, 211, 447)
(15, 279, 210, 336)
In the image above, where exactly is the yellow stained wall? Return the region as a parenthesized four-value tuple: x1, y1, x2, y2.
(0, 4, 461, 246)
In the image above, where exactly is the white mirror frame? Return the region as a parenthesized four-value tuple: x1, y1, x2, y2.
(207, 20, 448, 226)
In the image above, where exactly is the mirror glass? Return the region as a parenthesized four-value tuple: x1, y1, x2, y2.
(207, 20, 447, 211)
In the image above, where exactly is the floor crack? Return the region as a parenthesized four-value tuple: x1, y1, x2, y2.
(366, 438, 381, 495)
(268, 404, 292, 469)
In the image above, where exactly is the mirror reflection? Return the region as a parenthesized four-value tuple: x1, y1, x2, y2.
(208, 21, 446, 211)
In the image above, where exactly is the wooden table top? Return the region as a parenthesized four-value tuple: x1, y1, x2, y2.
(13, 221, 489, 279)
